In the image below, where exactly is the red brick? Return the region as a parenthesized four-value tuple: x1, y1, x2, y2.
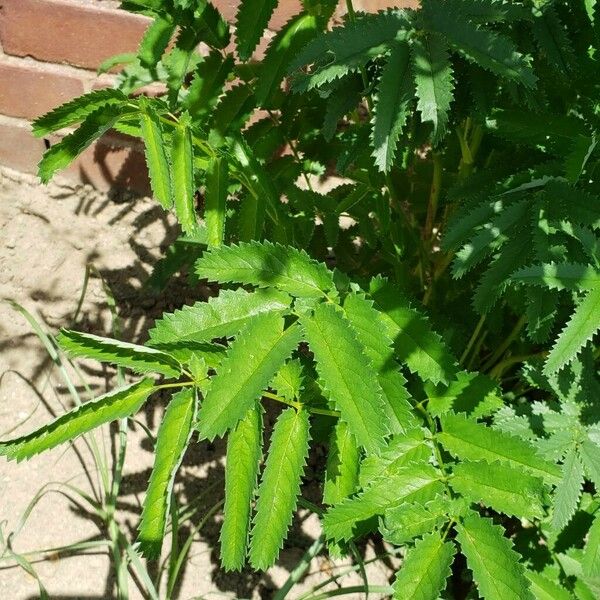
(0, 0, 150, 70)
(0, 60, 85, 120)
(0, 118, 46, 174)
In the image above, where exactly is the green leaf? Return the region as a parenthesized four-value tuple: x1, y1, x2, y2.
(438, 413, 561, 484)
(369, 277, 457, 385)
(343, 293, 417, 434)
(196, 1, 230, 49)
(421, 3, 536, 87)
(526, 571, 573, 600)
(249, 408, 310, 570)
(149, 288, 291, 346)
(301, 303, 389, 454)
(57, 329, 181, 377)
(449, 460, 545, 520)
(255, 13, 319, 106)
(544, 287, 600, 375)
(371, 42, 414, 172)
(139, 15, 175, 68)
(220, 405, 263, 571)
(512, 263, 600, 291)
(552, 448, 584, 531)
(137, 388, 197, 558)
(195, 241, 335, 298)
(580, 439, 600, 489)
(289, 10, 412, 92)
(323, 420, 360, 505)
(139, 100, 172, 209)
(235, 0, 278, 60)
(204, 156, 229, 248)
(382, 497, 450, 545)
(412, 34, 454, 144)
(0, 379, 154, 461)
(583, 512, 600, 578)
(323, 463, 443, 542)
(272, 359, 304, 402)
(171, 117, 199, 236)
(456, 514, 534, 600)
(392, 532, 456, 600)
(38, 105, 122, 183)
(32, 89, 127, 136)
(197, 314, 301, 440)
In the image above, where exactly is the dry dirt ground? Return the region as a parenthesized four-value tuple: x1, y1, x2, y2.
(0, 167, 396, 599)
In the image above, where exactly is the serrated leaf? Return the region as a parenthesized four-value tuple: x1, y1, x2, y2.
(195, 241, 335, 298)
(412, 34, 454, 144)
(456, 514, 534, 600)
(438, 413, 561, 484)
(301, 303, 389, 454)
(139, 100, 173, 210)
(197, 315, 301, 440)
(57, 329, 181, 377)
(450, 460, 545, 520)
(323, 420, 360, 505)
(235, 0, 277, 60)
(38, 105, 123, 183)
(205, 156, 228, 248)
(32, 89, 127, 137)
(139, 15, 175, 68)
(272, 359, 304, 402)
(249, 408, 310, 569)
(220, 405, 263, 571)
(369, 277, 457, 385)
(171, 117, 199, 236)
(583, 512, 600, 578)
(184, 50, 233, 117)
(0, 379, 154, 462)
(544, 287, 600, 375)
(421, 4, 536, 87)
(137, 388, 197, 558)
(289, 10, 411, 92)
(343, 293, 417, 434)
(552, 448, 584, 531)
(392, 531, 456, 600)
(255, 13, 319, 106)
(149, 288, 291, 346)
(512, 263, 600, 291)
(580, 439, 600, 489)
(371, 42, 413, 172)
(526, 571, 572, 600)
(323, 463, 443, 542)
(382, 498, 449, 546)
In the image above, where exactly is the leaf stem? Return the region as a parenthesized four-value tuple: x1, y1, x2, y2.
(459, 314, 486, 366)
(481, 314, 527, 372)
(261, 391, 341, 418)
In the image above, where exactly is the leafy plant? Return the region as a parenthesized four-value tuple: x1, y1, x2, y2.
(2, 0, 600, 597)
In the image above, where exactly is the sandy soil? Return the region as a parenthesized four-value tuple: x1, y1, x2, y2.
(0, 168, 396, 599)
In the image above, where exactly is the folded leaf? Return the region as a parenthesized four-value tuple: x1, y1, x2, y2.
(0, 379, 154, 462)
(57, 329, 181, 377)
(137, 388, 197, 558)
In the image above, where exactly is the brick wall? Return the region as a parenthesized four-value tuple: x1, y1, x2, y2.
(0, 0, 416, 194)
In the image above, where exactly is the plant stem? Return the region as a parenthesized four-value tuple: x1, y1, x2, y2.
(424, 151, 443, 240)
(481, 314, 527, 372)
(459, 314, 486, 366)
